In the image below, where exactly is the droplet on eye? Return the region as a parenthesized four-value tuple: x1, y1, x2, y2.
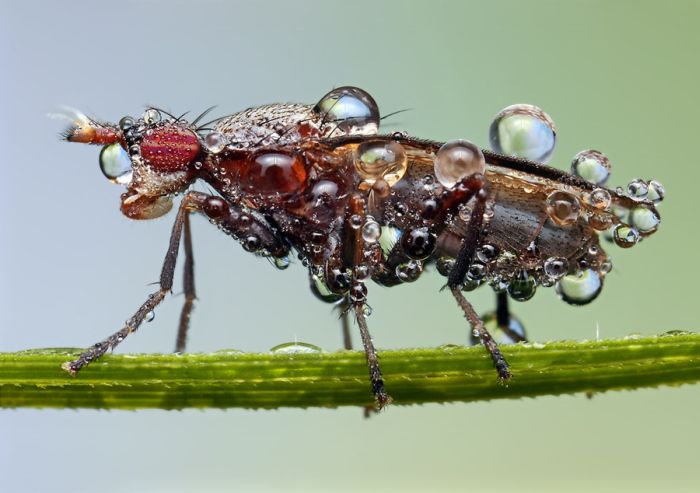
(571, 149, 611, 185)
(545, 191, 581, 226)
(434, 139, 485, 188)
(556, 269, 603, 305)
(489, 104, 556, 163)
(99, 143, 133, 185)
(314, 86, 380, 135)
(354, 140, 408, 186)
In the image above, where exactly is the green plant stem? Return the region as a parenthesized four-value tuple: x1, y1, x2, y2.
(1, 332, 698, 410)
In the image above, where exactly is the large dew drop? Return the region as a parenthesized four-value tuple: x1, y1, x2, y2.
(434, 139, 485, 188)
(314, 86, 380, 136)
(489, 104, 556, 163)
(99, 143, 133, 185)
(556, 269, 603, 305)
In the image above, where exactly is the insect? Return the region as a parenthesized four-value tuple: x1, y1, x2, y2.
(60, 86, 664, 408)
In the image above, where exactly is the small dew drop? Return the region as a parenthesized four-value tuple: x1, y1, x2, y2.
(144, 311, 155, 323)
(647, 180, 665, 203)
(395, 260, 422, 283)
(544, 257, 569, 280)
(361, 218, 382, 243)
(270, 342, 323, 355)
(571, 150, 611, 185)
(273, 256, 291, 270)
(586, 188, 612, 210)
(627, 179, 648, 201)
(545, 191, 581, 226)
(612, 224, 640, 248)
(204, 131, 227, 154)
(143, 108, 161, 125)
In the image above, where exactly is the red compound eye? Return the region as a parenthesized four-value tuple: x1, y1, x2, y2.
(140, 125, 200, 172)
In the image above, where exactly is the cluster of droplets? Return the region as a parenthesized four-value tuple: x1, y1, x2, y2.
(487, 101, 665, 253)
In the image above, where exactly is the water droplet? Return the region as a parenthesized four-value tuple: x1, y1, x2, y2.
(477, 244, 499, 263)
(586, 188, 612, 210)
(362, 305, 373, 317)
(204, 131, 226, 153)
(434, 139, 486, 188)
(508, 271, 537, 302)
(361, 218, 382, 243)
(143, 108, 161, 125)
(544, 257, 569, 279)
(270, 342, 322, 355)
(461, 277, 482, 292)
(99, 143, 133, 185)
(556, 269, 603, 305)
(118, 116, 134, 131)
(467, 263, 486, 280)
(545, 191, 581, 226)
(647, 180, 665, 203)
(314, 86, 380, 135)
(349, 283, 368, 303)
(628, 206, 660, 234)
(489, 104, 556, 162)
(354, 140, 407, 186)
(627, 179, 648, 201)
(571, 150, 611, 185)
(600, 259, 613, 274)
(587, 213, 612, 231)
(243, 235, 261, 252)
(612, 224, 640, 248)
(400, 227, 437, 260)
(396, 260, 422, 283)
(470, 312, 526, 345)
(273, 256, 290, 270)
(144, 310, 155, 323)
(309, 272, 343, 303)
(436, 257, 455, 277)
(353, 264, 371, 281)
(349, 214, 363, 229)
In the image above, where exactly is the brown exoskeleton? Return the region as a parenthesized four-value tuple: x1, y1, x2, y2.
(61, 87, 664, 408)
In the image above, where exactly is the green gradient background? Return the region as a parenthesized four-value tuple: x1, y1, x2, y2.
(1, 1, 698, 491)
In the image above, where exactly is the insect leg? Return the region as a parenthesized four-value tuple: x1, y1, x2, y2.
(62, 192, 199, 375)
(64, 192, 289, 375)
(174, 213, 196, 353)
(338, 298, 353, 350)
(343, 193, 390, 408)
(445, 176, 512, 380)
(495, 291, 527, 343)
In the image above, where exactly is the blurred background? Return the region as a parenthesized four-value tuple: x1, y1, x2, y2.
(1, 1, 698, 491)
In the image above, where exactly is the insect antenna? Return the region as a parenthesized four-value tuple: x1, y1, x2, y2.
(192, 106, 219, 127)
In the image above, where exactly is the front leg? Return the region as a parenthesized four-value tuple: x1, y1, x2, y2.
(63, 191, 288, 375)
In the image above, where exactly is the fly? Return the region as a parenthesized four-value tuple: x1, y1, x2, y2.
(59, 86, 665, 409)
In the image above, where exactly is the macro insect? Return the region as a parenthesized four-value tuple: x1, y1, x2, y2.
(60, 86, 664, 408)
